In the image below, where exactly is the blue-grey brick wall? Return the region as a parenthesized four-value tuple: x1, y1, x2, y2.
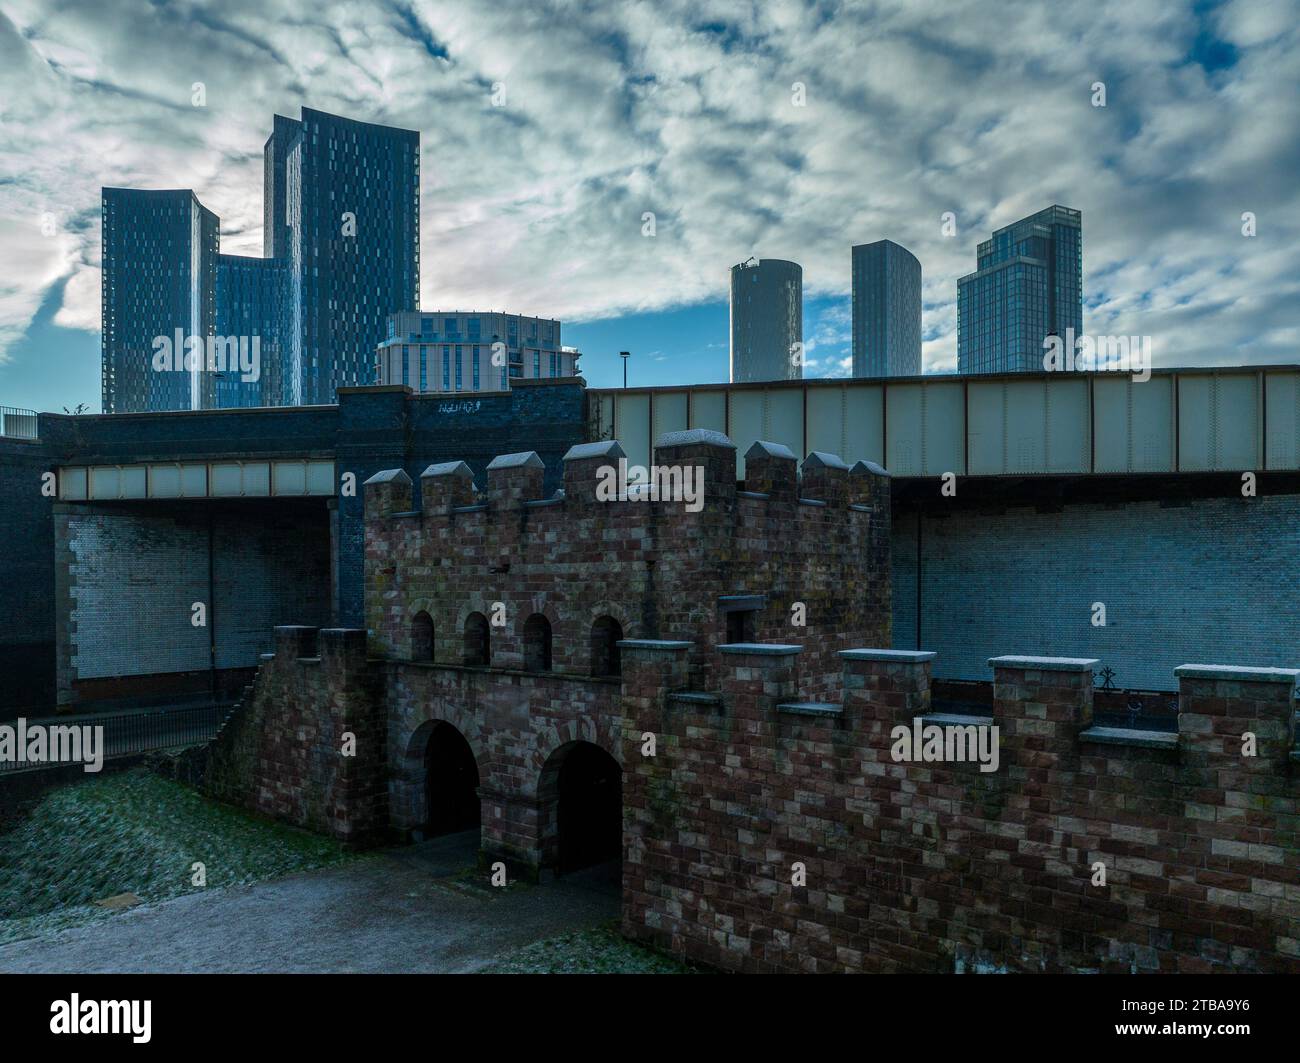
(57, 503, 330, 694)
(892, 495, 1300, 691)
(0, 437, 55, 718)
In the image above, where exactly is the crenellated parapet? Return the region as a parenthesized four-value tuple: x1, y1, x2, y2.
(361, 429, 891, 697)
(623, 642, 1300, 973)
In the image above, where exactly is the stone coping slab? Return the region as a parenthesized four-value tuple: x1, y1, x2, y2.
(362, 468, 410, 485)
(719, 643, 802, 656)
(745, 440, 797, 461)
(988, 655, 1100, 672)
(1173, 664, 1300, 683)
(921, 712, 995, 727)
(421, 460, 472, 479)
(655, 428, 735, 450)
(563, 440, 625, 462)
(1080, 726, 1178, 750)
(487, 451, 544, 470)
(839, 649, 937, 663)
(617, 639, 692, 651)
(777, 701, 842, 717)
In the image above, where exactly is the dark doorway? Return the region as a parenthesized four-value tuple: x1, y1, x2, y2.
(424, 723, 480, 837)
(726, 608, 756, 644)
(523, 613, 552, 672)
(556, 743, 622, 873)
(411, 611, 434, 661)
(464, 611, 490, 666)
(590, 616, 623, 676)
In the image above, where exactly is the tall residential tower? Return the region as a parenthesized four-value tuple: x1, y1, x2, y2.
(729, 258, 803, 384)
(101, 188, 219, 413)
(277, 108, 421, 405)
(851, 240, 922, 377)
(957, 205, 1082, 374)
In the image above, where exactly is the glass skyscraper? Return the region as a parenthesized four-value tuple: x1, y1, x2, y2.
(101, 188, 219, 413)
(851, 240, 922, 377)
(957, 205, 1082, 374)
(102, 107, 419, 412)
(277, 108, 421, 405)
(729, 258, 803, 383)
(213, 254, 290, 409)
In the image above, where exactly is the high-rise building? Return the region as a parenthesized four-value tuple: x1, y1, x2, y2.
(377, 311, 579, 394)
(262, 113, 299, 260)
(101, 188, 219, 414)
(729, 258, 802, 383)
(851, 240, 922, 377)
(280, 108, 420, 405)
(957, 205, 1082, 374)
(103, 107, 420, 413)
(213, 254, 290, 408)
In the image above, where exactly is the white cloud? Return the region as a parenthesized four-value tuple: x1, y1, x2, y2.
(0, 0, 1296, 376)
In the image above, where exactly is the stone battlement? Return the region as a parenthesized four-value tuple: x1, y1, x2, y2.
(362, 430, 891, 700)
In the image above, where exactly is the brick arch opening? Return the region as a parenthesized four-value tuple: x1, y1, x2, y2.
(538, 740, 622, 876)
(463, 611, 490, 666)
(523, 613, 552, 672)
(410, 610, 434, 662)
(408, 720, 480, 838)
(590, 615, 624, 676)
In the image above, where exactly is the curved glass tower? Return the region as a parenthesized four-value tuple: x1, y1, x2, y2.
(729, 258, 803, 383)
(852, 240, 922, 377)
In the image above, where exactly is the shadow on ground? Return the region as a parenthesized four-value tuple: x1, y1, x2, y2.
(0, 830, 621, 974)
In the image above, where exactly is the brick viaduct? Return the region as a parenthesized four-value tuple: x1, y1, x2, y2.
(199, 430, 1300, 973)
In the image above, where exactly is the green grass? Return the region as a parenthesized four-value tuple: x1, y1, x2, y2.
(484, 923, 701, 974)
(0, 768, 354, 945)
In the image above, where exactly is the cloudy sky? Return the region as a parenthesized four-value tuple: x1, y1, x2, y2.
(0, 0, 1296, 412)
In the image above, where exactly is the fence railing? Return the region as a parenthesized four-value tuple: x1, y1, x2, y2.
(0, 406, 38, 440)
(0, 702, 229, 776)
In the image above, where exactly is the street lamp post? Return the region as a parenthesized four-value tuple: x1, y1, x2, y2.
(620, 350, 630, 388)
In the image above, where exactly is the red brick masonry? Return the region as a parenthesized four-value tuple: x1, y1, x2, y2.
(201, 430, 1300, 973)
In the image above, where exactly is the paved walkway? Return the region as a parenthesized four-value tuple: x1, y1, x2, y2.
(0, 833, 620, 973)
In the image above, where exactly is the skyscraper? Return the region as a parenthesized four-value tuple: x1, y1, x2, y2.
(729, 258, 802, 384)
(957, 205, 1082, 374)
(278, 108, 421, 405)
(103, 107, 420, 413)
(101, 188, 219, 413)
(213, 254, 289, 409)
(851, 240, 922, 377)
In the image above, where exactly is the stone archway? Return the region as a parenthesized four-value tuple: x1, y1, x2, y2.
(537, 740, 622, 875)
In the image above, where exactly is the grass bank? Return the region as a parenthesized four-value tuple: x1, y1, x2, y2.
(0, 768, 353, 945)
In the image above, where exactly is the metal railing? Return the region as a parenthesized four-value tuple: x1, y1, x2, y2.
(0, 702, 229, 776)
(0, 406, 37, 440)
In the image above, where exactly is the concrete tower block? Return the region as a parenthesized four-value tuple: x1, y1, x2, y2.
(849, 459, 890, 508)
(744, 440, 797, 500)
(420, 460, 476, 513)
(563, 439, 626, 506)
(800, 451, 850, 505)
(362, 468, 413, 518)
(653, 428, 737, 506)
(486, 451, 545, 507)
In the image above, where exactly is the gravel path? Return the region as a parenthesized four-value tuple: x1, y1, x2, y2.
(0, 833, 620, 973)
